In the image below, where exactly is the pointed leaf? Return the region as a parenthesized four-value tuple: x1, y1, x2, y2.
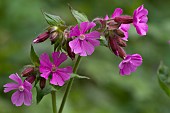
(43, 12, 65, 26)
(157, 62, 170, 97)
(30, 45, 40, 67)
(69, 5, 89, 24)
(71, 73, 90, 79)
(36, 85, 54, 104)
(99, 36, 108, 47)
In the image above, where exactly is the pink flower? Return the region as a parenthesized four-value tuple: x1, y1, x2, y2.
(119, 54, 142, 75)
(133, 5, 148, 36)
(69, 22, 100, 56)
(119, 24, 130, 41)
(4, 73, 32, 106)
(39, 52, 72, 86)
(106, 8, 130, 41)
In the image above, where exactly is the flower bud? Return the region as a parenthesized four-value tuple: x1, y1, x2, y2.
(115, 29, 125, 37)
(117, 47, 126, 59)
(33, 32, 49, 43)
(39, 77, 46, 90)
(109, 37, 119, 56)
(116, 37, 127, 47)
(107, 20, 120, 30)
(109, 36, 126, 59)
(21, 67, 34, 77)
(50, 32, 59, 45)
(67, 42, 75, 60)
(93, 18, 107, 31)
(48, 26, 58, 33)
(114, 15, 133, 24)
(25, 75, 36, 84)
(64, 29, 70, 39)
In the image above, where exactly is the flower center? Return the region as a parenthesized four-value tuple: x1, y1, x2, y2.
(79, 34, 86, 40)
(51, 64, 57, 72)
(18, 86, 24, 92)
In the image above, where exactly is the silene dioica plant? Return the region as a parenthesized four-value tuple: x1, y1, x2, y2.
(3, 4, 148, 113)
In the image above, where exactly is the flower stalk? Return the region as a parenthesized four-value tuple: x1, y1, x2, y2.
(51, 91, 57, 113)
(58, 55, 82, 113)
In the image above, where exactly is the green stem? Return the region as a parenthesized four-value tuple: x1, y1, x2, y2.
(51, 91, 57, 113)
(58, 55, 82, 113)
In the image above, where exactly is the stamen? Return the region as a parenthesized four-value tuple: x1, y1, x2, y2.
(79, 34, 86, 40)
(51, 64, 57, 72)
(18, 86, 24, 91)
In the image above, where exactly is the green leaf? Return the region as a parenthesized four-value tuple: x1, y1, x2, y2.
(30, 45, 40, 67)
(157, 62, 170, 97)
(69, 5, 89, 24)
(71, 73, 90, 79)
(43, 12, 65, 26)
(99, 36, 108, 47)
(36, 85, 54, 104)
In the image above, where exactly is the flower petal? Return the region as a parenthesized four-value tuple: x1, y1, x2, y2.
(81, 40, 95, 56)
(139, 15, 148, 23)
(69, 38, 82, 54)
(57, 66, 73, 73)
(4, 83, 18, 93)
(80, 22, 96, 34)
(111, 8, 123, 19)
(85, 31, 100, 39)
(11, 91, 24, 106)
(69, 25, 80, 37)
(52, 52, 67, 67)
(119, 24, 130, 32)
(40, 53, 52, 68)
(50, 73, 64, 86)
(104, 15, 109, 20)
(87, 38, 100, 46)
(57, 71, 71, 81)
(24, 89, 32, 106)
(134, 23, 148, 36)
(131, 54, 143, 66)
(23, 80, 32, 91)
(9, 74, 22, 85)
(40, 71, 51, 80)
(120, 63, 131, 75)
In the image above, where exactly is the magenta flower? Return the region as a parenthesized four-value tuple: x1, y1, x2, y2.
(4, 73, 32, 106)
(105, 8, 130, 41)
(119, 24, 130, 41)
(39, 52, 72, 86)
(119, 54, 142, 75)
(69, 22, 100, 56)
(133, 5, 148, 36)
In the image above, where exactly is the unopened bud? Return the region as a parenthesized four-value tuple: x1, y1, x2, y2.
(116, 37, 127, 47)
(93, 18, 107, 31)
(117, 47, 126, 59)
(107, 20, 120, 30)
(40, 77, 46, 90)
(64, 29, 70, 39)
(33, 32, 49, 43)
(114, 16, 133, 24)
(22, 67, 34, 77)
(109, 37, 119, 56)
(50, 32, 59, 44)
(48, 26, 58, 33)
(25, 75, 36, 84)
(115, 29, 125, 37)
(67, 42, 75, 60)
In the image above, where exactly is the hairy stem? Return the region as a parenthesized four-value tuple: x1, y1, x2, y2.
(58, 55, 82, 113)
(51, 91, 57, 113)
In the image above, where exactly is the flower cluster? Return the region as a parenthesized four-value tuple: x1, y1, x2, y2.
(4, 4, 148, 107)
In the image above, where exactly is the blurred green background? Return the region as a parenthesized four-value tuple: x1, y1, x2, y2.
(1, 0, 170, 113)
